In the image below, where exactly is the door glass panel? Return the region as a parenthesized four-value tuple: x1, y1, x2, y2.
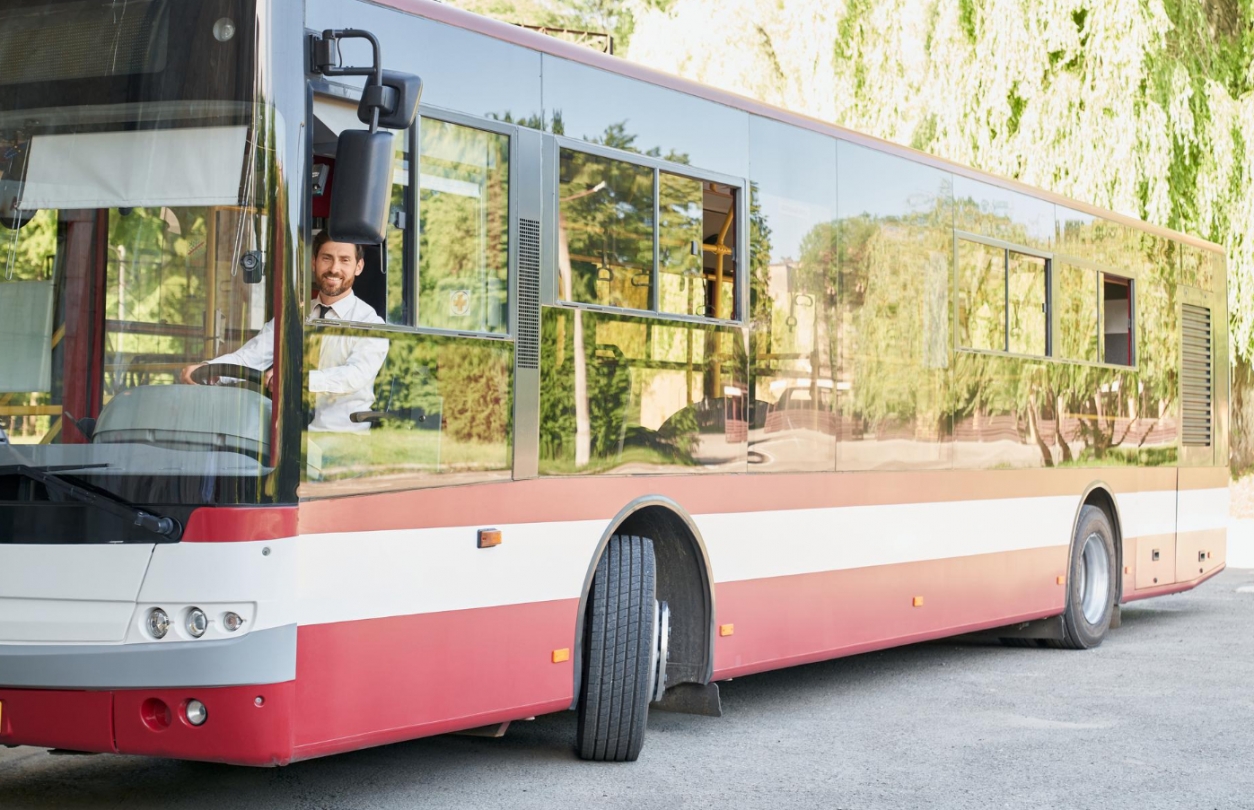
(957, 239, 1005, 351)
(1007, 251, 1046, 356)
(558, 148, 654, 311)
(417, 118, 510, 334)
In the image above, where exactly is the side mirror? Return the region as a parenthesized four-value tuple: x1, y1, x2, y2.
(357, 70, 422, 131)
(328, 129, 394, 244)
(309, 29, 420, 245)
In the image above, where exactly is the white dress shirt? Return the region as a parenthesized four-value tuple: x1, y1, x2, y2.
(211, 291, 389, 434)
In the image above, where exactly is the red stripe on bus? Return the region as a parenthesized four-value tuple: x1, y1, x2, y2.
(712, 545, 1067, 679)
(296, 467, 1187, 536)
(182, 506, 298, 542)
(288, 546, 1066, 758)
(291, 598, 578, 759)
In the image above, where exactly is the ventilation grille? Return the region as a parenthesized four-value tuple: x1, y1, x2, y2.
(1181, 303, 1212, 447)
(516, 218, 541, 370)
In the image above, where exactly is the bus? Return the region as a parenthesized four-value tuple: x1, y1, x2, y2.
(0, 0, 1228, 766)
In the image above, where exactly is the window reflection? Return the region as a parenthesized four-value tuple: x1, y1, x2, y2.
(836, 140, 951, 471)
(542, 54, 749, 177)
(1007, 252, 1046, 356)
(954, 175, 1054, 250)
(1055, 262, 1099, 362)
(538, 308, 746, 474)
(747, 116, 837, 473)
(658, 174, 738, 319)
(558, 148, 654, 310)
(418, 118, 510, 333)
(957, 239, 1005, 352)
(301, 330, 513, 496)
(658, 172, 703, 314)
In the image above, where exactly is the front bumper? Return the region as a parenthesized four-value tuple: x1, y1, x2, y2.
(0, 681, 295, 765)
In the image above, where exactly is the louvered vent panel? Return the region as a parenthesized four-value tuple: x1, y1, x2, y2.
(1181, 304, 1212, 447)
(516, 218, 541, 370)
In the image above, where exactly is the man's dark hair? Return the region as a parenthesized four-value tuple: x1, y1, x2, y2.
(312, 230, 365, 261)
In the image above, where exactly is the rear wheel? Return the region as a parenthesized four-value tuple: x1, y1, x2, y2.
(1049, 505, 1117, 649)
(576, 535, 658, 761)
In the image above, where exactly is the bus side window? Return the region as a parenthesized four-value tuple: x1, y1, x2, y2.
(417, 118, 510, 334)
(1101, 274, 1134, 366)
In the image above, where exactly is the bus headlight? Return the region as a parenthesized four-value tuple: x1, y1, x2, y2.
(185, 608, 208, 638)
(147, 608, 170, 639)
(222, 611, 245, 632)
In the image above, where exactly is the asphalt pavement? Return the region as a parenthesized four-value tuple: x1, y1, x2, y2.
(2, 568, 1252, 810)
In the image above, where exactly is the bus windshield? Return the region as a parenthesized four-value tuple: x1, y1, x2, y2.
(0, 0, 278, 515)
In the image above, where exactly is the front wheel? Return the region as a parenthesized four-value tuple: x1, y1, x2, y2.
(576, 535, 657, 761)
(1050, 505, 1118, 649)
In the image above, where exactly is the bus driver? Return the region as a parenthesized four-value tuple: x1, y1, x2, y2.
(180, 232, 389, 434)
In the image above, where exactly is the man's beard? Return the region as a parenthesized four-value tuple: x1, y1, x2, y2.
(316, 271, 354, 298)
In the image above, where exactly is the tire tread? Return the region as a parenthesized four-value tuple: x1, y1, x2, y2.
(576, 535, 656, 761)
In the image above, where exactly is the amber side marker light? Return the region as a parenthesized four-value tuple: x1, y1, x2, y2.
(552, 648, 570, 663)
(719, 624, 734, 637)
(478, 528, 502, 549)
(912, 596, 924, 607)
(1056, 576, 1066, 585)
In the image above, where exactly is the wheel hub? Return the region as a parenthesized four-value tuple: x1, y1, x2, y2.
(1079, 532, 1110, 625)
(648, 600, 670, 703)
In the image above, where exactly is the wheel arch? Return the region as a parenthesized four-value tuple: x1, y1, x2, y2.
(569, 495, 715, 709)
(1074, 480, 1124, 602)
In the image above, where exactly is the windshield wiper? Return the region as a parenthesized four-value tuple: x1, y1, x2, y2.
(0, 464, 182, 540)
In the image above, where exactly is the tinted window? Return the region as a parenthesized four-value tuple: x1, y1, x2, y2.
(957, 239, 1006, 352)
(1055, 262, 1099, 362)
(417, 118, 510, 334)
(558, 148, 654, 310)
(1008, 251, 1047, 356)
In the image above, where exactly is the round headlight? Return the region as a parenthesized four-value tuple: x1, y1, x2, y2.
(222, 611, 245, 633)
(185, 699, 208, 726)
(147, 608, 170, 639)
(212, 17, 236, 42)
(185, 607, 208, 638)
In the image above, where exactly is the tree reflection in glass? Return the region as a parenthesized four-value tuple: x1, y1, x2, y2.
(417, 118, 510, 334)
(558, 148, 654, 311)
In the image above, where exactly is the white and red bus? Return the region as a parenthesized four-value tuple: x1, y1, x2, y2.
(0, 0, 1228, 765)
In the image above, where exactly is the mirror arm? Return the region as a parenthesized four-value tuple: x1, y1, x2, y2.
(309, 29, 386, 132)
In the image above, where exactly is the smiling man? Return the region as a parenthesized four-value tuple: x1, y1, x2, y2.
(180, 231, 389, 433)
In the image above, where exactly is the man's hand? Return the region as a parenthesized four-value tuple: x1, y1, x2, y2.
(180, 362, 207, 385)
(263, 368, 275, 393)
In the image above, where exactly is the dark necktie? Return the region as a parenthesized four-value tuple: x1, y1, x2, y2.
(316, 303, 331, 319)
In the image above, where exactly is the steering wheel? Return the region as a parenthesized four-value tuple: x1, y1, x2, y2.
(190, 363, 270, 396)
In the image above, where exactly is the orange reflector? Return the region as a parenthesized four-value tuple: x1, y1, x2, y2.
(551, 648, 569, 664)
(478, 528, 502, 548)
(912, 596, 924, 607)
(719, 623, 734, 637)
(1124, 566, 1130, 575)
(1056, 576, 1065, 585)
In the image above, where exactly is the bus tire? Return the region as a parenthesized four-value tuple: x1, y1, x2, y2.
(1048, 505, 1117, 650)
(576, 534, 657, 762)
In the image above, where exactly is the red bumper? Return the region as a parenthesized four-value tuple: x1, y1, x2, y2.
(0, 682, 294, 766)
